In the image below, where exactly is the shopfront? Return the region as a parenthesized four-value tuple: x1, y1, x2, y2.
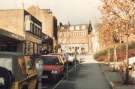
(0, 29, 24, 52)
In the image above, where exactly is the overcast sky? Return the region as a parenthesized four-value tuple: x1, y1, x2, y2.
(0, 0, 101, 26)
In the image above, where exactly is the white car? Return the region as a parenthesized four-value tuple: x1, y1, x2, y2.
(129, 57, 135, 65)
(128, 57, 135, 69)
(68, 55, 74, 62)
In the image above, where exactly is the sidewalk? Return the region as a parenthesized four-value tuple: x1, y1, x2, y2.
(100, 63, 135, 89)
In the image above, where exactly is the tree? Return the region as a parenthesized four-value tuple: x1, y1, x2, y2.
(99, 0, 135, 84)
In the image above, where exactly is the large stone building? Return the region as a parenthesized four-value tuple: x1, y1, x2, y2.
(0, 9, 42, 55)
(58, 24, 93, 54)
(27, 6, 58, 52)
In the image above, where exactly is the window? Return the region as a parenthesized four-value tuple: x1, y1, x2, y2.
(75, 26, 80, 30)
(34, 25, 36, 35)
(81, 25, 86, 29)
(30, 23, 33, 32)
(41, 56, 59, 65)
(70, 26, 74, 30)
(32, 23, 34, 34)
(39, 30, 41, 37)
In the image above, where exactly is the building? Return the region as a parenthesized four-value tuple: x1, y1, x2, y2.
(90, 29, 100, 53)
(0, 9, 42, 55)
(27, 6, 58, 52)
(58, 24, 93, 54)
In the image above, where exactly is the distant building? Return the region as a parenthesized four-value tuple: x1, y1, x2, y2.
(58, 24, 93, 54)
(27, 6, 58, 52)
(0, 9, 42, 55)
(90, 29, 100, 53)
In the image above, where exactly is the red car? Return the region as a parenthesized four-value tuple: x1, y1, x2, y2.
(49, 53, 68, 64)
(36, 55, 65, 81)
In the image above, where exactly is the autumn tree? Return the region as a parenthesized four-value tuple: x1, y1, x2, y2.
(99, 0, 135, 84)
(99, 0, 135, 48)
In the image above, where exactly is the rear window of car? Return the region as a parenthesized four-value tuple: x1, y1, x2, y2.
(41, 56, 59, 65)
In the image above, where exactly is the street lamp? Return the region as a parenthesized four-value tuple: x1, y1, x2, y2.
(112, 29, 119, 70)
(124, 32, 130, 84)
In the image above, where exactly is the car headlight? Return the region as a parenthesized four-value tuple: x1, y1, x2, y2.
(51, 70, 58, 74)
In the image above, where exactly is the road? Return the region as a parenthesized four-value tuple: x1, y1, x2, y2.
(54, 55, 111, 89)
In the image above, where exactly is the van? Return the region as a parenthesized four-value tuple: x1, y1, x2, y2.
(0, 52, 37, 89)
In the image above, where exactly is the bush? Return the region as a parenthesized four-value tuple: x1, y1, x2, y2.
(94, 49, 107, 59)
(94, 41, 135, 62)
(94, 47, 114, 60)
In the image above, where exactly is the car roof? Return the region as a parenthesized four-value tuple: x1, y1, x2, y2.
(41, 54, 59, 57)
(49, 53, 64, 55)
(40, 54, 64, 64)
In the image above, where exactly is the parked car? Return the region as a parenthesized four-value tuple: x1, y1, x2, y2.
(49, 53, 68, 64)
(49, 53, 80, 66)
(128, 57, 135, 70)
(35, 55, 65, 81)
(0, 52, 37, 89)
(67, 53, 80, 65)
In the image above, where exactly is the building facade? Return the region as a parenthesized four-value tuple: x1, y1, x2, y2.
(27, 6, 58, 52)
(58, 24, 93, 54)
(0, 9, 42, 55)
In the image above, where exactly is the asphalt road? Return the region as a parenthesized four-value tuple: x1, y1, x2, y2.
(54, 55, 111, 89)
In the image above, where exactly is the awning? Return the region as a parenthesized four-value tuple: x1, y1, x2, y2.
(0, 28, 25, 41)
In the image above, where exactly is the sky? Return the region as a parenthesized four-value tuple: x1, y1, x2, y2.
(0, 0, 101, 27)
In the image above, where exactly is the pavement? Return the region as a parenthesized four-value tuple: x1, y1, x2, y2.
(55, 55, 111, 89)
(100, 63, 135, 89)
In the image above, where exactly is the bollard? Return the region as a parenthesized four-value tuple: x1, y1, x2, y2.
(38, 77, 42, 89)
(75, 58, 77, 72)
(66, 63, 69, 80)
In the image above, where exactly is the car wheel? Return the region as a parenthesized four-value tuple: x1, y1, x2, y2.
(21, 84, 28, 89)
(0, 67, 14, 89)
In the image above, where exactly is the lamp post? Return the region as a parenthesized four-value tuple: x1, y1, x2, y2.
(112, 29, 119, 70)
(114, 44, 117, 70)
(124, 32, 130, 84)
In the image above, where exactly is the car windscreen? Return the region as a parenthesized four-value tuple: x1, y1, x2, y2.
(41, 56, 59, 65)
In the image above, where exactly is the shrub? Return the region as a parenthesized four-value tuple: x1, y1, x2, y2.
(94, 41, 135, 62)
(94, 47, 114, 60)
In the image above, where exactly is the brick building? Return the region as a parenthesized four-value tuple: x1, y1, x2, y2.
(58, 24, 93, 54)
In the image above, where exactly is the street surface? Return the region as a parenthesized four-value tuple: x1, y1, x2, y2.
(54, 55, 111, 89)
